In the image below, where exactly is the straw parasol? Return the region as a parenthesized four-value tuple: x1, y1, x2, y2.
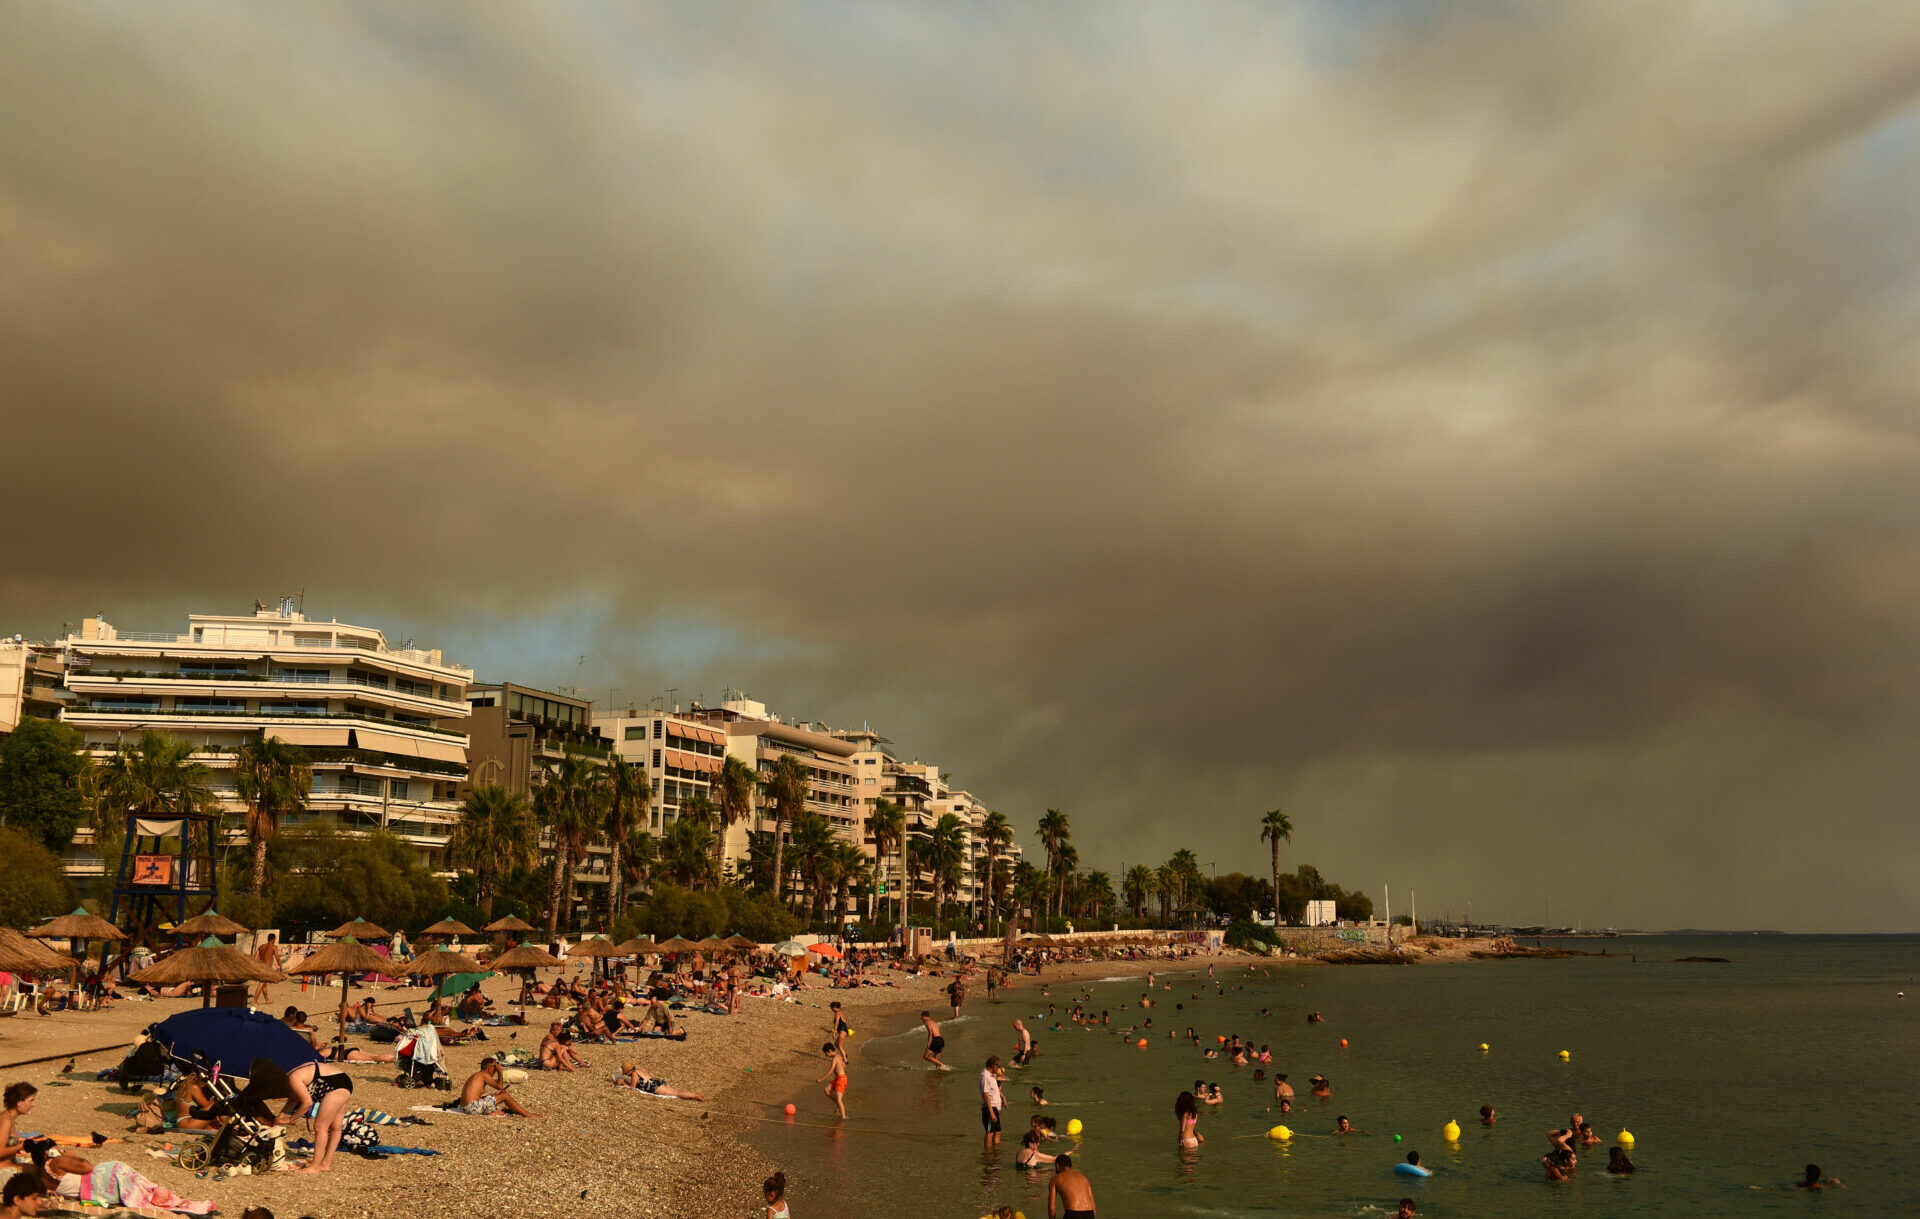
(724, 934, 760, 951)
(325, 916, 389, 941)
(130, 936, 282, 1008)
(172, 910, 250, 940)
(28, 908, 124, 943)
(483, 915, 536, 934)
(655, 936, 697, 954)
(695, 935, 730, 954)
(291, 936, 393, 1033)
(419, 917, 478, 939)
(0, 927, 75, 976)
(490, 943, 565, 970)
(568, 937, 622, 979)
(404, 948, 485, 979)
(613, 938, 659, 956)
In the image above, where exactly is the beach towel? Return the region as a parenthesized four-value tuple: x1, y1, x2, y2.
(410, 1104, 504, 1117)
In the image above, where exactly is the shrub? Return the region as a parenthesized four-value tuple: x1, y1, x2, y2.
(0, 827, 76, 928)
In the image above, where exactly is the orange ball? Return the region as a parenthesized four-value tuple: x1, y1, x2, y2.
(1340, 1039, 1349, 1047)
(1217, 1035, 1227, 1043)
(784, 1103, 797, 1115)
(1137, 1038, 1147, 1048)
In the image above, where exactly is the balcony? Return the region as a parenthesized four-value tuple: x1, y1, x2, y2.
(63, 704, 467, 739)
(68, 670, 466, 713)
(75, 632, 474, 678)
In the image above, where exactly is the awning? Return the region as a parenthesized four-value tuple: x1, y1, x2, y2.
(696, 754, 722, 775)
(134, 819, 185, 838)
(664, 749, 689, 771)
(350, 728, 466, 764)
(666, 722, 694, 741)
(702, 727, 726, 747)
(267, 725, 353, 748)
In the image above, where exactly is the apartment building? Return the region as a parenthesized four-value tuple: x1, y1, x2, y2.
(593, 707, 727, 836)
(58, 606, 472, 878)
(0, 638, 68, 734)
(680, 696, 862, 874)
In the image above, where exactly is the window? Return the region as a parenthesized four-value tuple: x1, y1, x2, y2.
(652, 721, 662, 739)
(391, 779, 410, 799)
(652, 749, 661, 768)
(625, 727, 646, 741)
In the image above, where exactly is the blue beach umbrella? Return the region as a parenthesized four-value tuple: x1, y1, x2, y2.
(152, 1007, 323, 1079)
(427, 970, 494, 1002)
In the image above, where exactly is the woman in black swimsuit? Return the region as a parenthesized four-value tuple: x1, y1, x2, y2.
(238, 1058, 356, 1174)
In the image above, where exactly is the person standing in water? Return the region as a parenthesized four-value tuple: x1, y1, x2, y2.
(980, 1056, 1006, 1149)
(921, 1011, 948, 1070)
(1046, 1153, 1097, 1219)
(816, 1043, 848, 1120)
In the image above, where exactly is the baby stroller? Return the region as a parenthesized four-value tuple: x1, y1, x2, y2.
(393, 1023, 452, 1090)
(162, 1048, 290, 1173)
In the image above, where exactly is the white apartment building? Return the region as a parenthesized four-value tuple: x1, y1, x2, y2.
(593, 706, 728, 836)
(58, 606, 472, 878)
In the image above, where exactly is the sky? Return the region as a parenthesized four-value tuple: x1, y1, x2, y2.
(3, 3, 1917, 931)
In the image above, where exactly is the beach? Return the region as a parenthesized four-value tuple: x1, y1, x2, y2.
(0, 949, 1229, 1218)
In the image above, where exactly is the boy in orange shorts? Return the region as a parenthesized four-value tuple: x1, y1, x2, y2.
(816, 1042, 848, 1119)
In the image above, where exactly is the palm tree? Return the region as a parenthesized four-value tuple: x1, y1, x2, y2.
(763, 754, 811, 903)
(661, 818, 716, 888)
(978, 810, 1012, 932)
(867, 799, 906, 924)
(604, 757, 651, 920)
(830, 841, 870, 931)
(1035, 808, 1070, 924)
(1155, 863, 1176, 923)
(539, 755, 606, 935)
(621, 826, 657, 900)
(713, 755, 757, 883)
(1259, 808, 1295, 928)
(928, 813, 966, 921)
(1010, 859, 1047, 925)
(1168, 848, 1200, 909)
(233, 734, 312, 897)
(743, 830, 779, 894)
(904, 834, 929, 925)
(680, 792, 718, 835)
(1123, 864, 1154, 919)
(789, 814, 837, 927)
(1079, 870, 1113, 919)
(447, 783, 538, 919)
(98, 731, 216, 878)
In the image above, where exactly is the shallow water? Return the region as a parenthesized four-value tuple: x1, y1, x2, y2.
(742, 935, 1919, 1217)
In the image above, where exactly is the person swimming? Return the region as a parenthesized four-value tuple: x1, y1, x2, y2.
(1795, 1164, 1844, 1190)
(1606, 1146, 1634, 1174)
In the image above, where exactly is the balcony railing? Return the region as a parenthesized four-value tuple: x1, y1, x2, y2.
(70, 670, 464, 707)
(78, 632, 474, 676)
(63, 704, 467, 739)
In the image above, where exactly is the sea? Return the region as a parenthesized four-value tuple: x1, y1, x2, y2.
(739, 935, 1917, 1217)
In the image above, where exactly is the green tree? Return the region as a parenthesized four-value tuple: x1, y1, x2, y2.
(1123, 864, 1154, 919)
(904, 833, 929, 925)
(233, 735, 313, 898)
(0, 826, 76, 927)
(604, 757, 651, 920)
(621, 826, 657, 899)
(1167, 849, 1200, 910)
(1154, 863, 1176, 922)
(262, 827, 450, 931)
(538, 755, 606, 935)
(977, 810, 1012, 931)
(867, 798, 905, 925)
(789, 814, 837, 928)
(1035, 808, 1070, 923)
(829, 840, 870, 931)
(98, 729, 216, 826)
(762, 754, 811, 903)
(1259, 808, 1294, 928)
(928, 813, 966, 921)
(0, 717, 90, 853)
(1077, 870, 1114, 918)
(742, 830, 779, 894)
(660, 817, 716, 889)
(446, 784, 538, 919)
(713, 755, 758, 883)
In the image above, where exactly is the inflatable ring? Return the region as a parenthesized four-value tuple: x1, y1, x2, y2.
(1394, 1162, 1432, 1177)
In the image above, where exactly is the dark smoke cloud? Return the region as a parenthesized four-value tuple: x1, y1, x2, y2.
(3, 3, 1917, 929)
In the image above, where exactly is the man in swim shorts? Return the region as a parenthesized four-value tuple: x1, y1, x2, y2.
(922, 1011, 949, 1069)
(1047, 1153, 1096, 1218)
(980, 1055, 1005, 1149)
(457, 1058, 537, 1117)
(816, 1042, 848, 1119)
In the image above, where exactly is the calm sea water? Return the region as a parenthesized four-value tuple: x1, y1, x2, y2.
(741, 936, 1918, 1217)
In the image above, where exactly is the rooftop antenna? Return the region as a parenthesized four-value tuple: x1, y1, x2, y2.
(666, 686, 679, 714)
(297, 587, 306, 615)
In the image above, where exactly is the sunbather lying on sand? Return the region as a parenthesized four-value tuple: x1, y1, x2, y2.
(613, 1062, 706, 1100)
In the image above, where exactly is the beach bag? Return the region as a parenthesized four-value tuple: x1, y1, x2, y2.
(338, 1113, 381, 1155)
(133, 1095, 167, 1132)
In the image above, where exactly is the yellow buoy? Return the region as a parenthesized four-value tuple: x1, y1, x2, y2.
(1442, 1120, 1461, 1142)
(1067, 1118, 1084, 1137)
(1618, 1130, 1635, 1147)
(1267, 1125, 1293, 1140)
(1479, 1043, 1489, 1052)
(1558, 1050, 1571, 1060)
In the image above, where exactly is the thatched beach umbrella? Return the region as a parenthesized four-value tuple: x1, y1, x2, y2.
(490, 942, 565, 1006)
(568, 937, 621, 979)
(696, 935, 730, 955)
(172, 911, 250, 940)
(656, 936, 697, 954)
(724, 934, 759, 952)
(29, 907, 125, 964)
(0, 927, 74, 976)
(130, 936, 282, 1008)
(419, 917, 478, 940)
(614, 937, 659, 956)
(325, 915, 390, 941)
(405, 948, 485, 978)
(484, 915, 536, 934)
(292, 936, 392, 1034)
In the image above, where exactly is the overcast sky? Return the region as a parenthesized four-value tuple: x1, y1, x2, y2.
(4, 3, 1917, 931)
